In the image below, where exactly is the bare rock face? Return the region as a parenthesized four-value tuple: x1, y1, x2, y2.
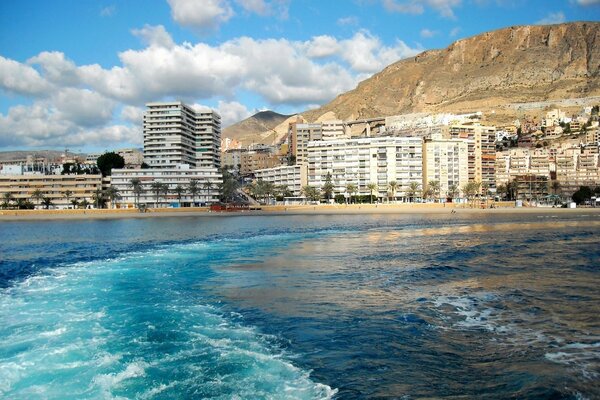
(304, 22, 600, 122)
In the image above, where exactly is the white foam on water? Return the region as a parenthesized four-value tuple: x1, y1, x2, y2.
(545, 341, 600, 380)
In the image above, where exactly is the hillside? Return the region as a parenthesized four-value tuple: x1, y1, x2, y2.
(222, 111, 293, 147)
(304, 22, 600, 123)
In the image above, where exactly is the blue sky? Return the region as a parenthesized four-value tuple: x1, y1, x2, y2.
(0, 0, 599, 152)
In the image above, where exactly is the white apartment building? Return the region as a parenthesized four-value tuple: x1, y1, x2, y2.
(110, 165, 222, 208)
(143, 102, 221, 169)
(422, 135, 469, 198)
(289, 122, 322, 164)
(254, 164, 308, 197)
(307, 137, 423, 200)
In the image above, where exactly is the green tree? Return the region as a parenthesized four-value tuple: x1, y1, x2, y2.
(428, 180, 441, 203)
(103, 186, 121, 209)
(31, 189, 44, 207)
(203, 181, 214, 204)
(71, 198, 80, 209)
(2, 192, 13, 209)
(80, 199, 90, 209)
(496, 184, 507, 200)
(345, 183, 357, 204)
(572, 186, 592, 205)
(130, 178, 143, 208)
(302, 185, 321, 202)
(367, 182, 377, 204)
(174, 185, 186, 205)
(188, 179, 199, 206)
(96, 152, 125, 177)
(92, 188, 106, 209)
(388, 181, 399, 203)
(150, 181, 166, 208)
(406, 182, 419, 202)
(322, 172, 334, 201)
(41, 197, 53, 209)
(448, 184, 459, 200)
(63, 190, 73, 207)
(220, 171, 239, 204)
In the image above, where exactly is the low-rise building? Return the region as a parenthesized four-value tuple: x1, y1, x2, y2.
(254, 164, 308, 197)
(110, 165, 222, 208)
(0, 174, 102, 208)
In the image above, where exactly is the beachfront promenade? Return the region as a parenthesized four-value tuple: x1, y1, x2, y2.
(2, 203, 599, 220)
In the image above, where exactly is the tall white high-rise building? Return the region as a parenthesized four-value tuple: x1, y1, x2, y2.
(143, 101, 221, 169)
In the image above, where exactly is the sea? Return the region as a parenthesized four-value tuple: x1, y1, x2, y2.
(0, 212, 599, 399)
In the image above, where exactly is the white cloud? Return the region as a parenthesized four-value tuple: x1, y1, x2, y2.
(195, 100, 253, 127)
(1, 26, 424, 149)
(100, 5, 116, 17)
(302, 35, 340, 58)
(235, 0, 289, 17)
(131, 25, 175, 48)
(574, 0, 600, 5)
(120, 105, 145, 124)
(420, 28, 438, 38)
(167, 0, 234, 31)
(449, 27, 461, 37)
(337, 16, 359, 26)
(536, 11, 566, 25)
(382, 0, 461, 19)
(338, 30, 422, 73)
(0, 56, 53, 97)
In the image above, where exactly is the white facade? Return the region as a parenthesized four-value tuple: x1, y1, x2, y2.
(254, 164, 308, 196)
(111, 165, 222, 208)
(423, 136, 469, 198)
(307, 137, 423, 200)
(322, 120, 349, 141)
(143, 102, 221, 169)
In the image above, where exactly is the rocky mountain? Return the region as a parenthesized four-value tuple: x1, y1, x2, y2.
(222, 111, 293, 147)
(304, 22, 600, 123)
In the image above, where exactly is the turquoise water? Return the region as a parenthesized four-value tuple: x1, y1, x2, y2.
(1, 213, 599, 398)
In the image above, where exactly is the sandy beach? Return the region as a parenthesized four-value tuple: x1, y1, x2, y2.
(2, 203, 600, 221)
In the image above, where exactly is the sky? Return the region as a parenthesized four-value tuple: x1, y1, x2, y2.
(0, 0, 599, 152)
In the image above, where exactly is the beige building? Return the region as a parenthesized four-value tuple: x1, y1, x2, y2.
(289, 122, 322, 164)
(422, 135, 469, 198)
(0, 174, 103, 209)
(254, 164, 308, 197)
(449, 123, 496, 189)
(240, 151, 283, 176)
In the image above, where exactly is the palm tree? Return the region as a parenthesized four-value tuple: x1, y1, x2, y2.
(406, 182, 420, 202)
(388, 181, 398, 203)
(174, 185, 185, 206)
(150, 181, 165, 208)
(448, 184, 459, 200)
(188, 179, 199, 207)
(103, 186, 121, 209)
(63, 190, 73, 208)
(130, 178, 143, 208)
(322, 172, 334, 201)
(71, 198, 79, 209)
(92, 188, 105, 209)
(551, 180, 561, 196)
(345, 183, 357, 204)
(31, 188, 44, 208)
(2, 192, 13, 209)
(302, 185, 320, 202)
(202, 181, 213, 204)
(496, 184, 507, 200)
(428, 180, 441, 203)
(367, 182, 377, 204)
(41, 197, 53, 210)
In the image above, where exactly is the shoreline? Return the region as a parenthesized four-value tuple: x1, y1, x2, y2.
(2, 204, 600, 221)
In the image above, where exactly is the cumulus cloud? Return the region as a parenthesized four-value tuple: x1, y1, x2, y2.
(167, 0, 234, 31)
(536, 11, 566, 25)
(193, 100, 252, 127)
(0, 56, 53, 96)
(382, 0, 461, 19)
(2, 26, 422, 149)
(131, 24, 175, 48)
(337, 16, 359, 26)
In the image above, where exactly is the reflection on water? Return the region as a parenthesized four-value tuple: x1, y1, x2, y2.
(1, 212, 599, 399)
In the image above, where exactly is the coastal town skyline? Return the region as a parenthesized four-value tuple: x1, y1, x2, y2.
(1, 0, 600, 151)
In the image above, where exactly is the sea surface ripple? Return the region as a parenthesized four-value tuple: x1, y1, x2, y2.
(0, 213, 599, 399)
